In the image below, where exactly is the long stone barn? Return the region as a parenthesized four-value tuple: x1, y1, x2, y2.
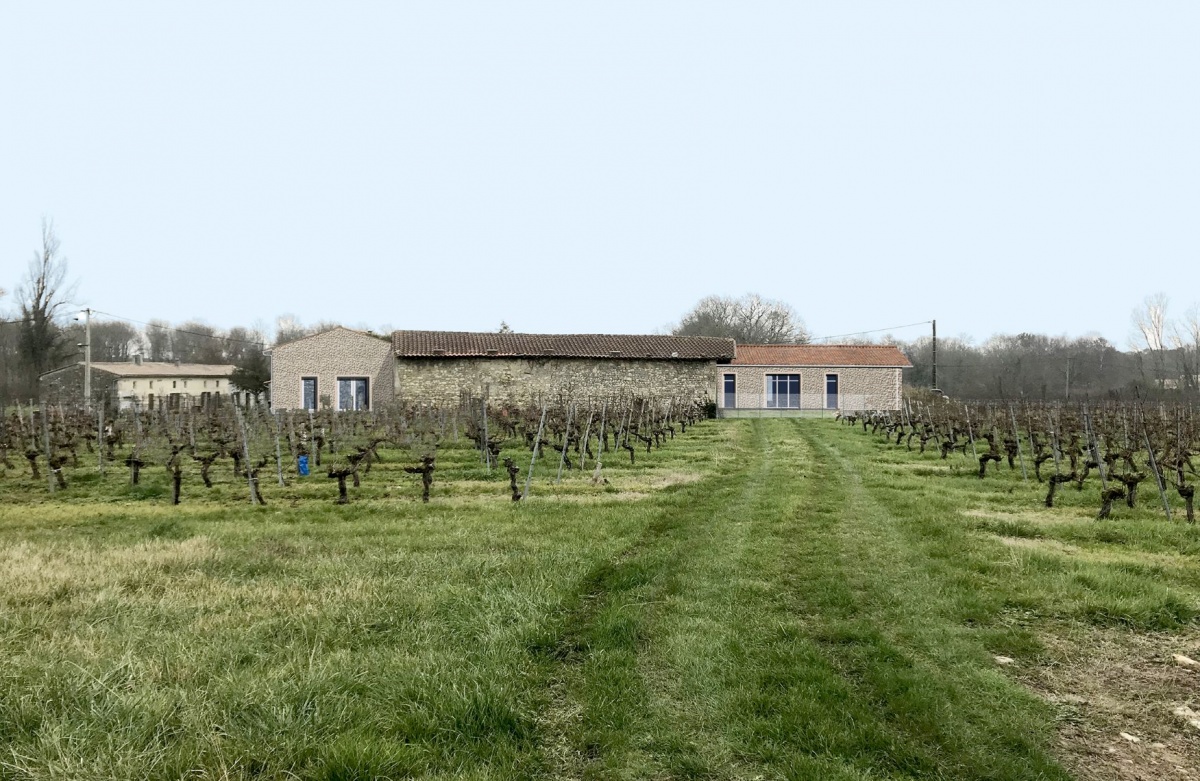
(267, 328, 736, 410)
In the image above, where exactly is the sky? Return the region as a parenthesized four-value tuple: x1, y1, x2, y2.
(2, 2, 1198, 348)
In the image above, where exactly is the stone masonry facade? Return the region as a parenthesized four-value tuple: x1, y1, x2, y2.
(39, 364, 112, 407)
(269, 327, 394, 410)
(396, 357, 718, 404)
(719, 366, 903, 411)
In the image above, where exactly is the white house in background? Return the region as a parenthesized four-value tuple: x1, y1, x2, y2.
(39, 356, 253, 410)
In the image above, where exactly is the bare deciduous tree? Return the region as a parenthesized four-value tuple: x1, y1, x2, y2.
(273, 314, 342, 346)
(1131, 293, 1171, 388)
(144, 319, 173, 361)
(1131, 293, 1169, 351)
(1170, 305, 1200, 395)
(17, 221, 77, 395)
(61, 320, 140, 362)
(673, 293, 808, 344)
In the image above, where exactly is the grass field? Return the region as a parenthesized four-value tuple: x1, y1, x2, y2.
(1, 419, 1198, 780)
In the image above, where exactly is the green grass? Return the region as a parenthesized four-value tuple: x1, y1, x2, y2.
(1, 420, 1196, 779)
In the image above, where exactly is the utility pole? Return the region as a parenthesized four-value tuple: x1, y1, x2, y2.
(931, 319, 938, 392)
(76, 308, 93, 411)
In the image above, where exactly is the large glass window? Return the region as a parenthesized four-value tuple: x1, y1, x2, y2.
(825, 373, 839, 410)
(302, 377, 318, 411)
(766, 374, 800, 409)
(338, 377, 369, 411)
(723, 374, 736, 408)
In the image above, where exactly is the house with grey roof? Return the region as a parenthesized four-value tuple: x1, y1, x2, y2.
(39, 356, 251, 411)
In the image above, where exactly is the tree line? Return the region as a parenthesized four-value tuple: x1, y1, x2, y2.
(5, 225, 1193, 407)
(0, 223, 348, 406)
(900, 295, 1200, 401)
(673, 293, 1200, 402)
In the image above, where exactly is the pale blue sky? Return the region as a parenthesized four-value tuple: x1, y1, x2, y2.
(2, 3, 1197, 346)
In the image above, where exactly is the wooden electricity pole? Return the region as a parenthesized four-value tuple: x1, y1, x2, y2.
(931, 319, 938, 392)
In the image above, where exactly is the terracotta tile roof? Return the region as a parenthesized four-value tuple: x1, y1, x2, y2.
(393, 331, 736, 360)
(731, 344, 913, 368)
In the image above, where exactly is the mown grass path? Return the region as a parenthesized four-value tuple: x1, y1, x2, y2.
(530, 419, 1069, 780)
(12, 417, 1191, 778)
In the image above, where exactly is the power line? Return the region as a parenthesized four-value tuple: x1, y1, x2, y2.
(3, 311, 266, 347)
(809, 320, 933, 343)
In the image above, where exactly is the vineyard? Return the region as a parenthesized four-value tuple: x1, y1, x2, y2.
(0, 394, 709, 507)
(3, 396, 1200, 778)
(846, 391, 1200, 523)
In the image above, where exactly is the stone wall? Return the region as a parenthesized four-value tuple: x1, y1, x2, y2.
(717, 365, 903, 411)
(270, 328, 394, 410)
(38, 364, 111, 407)
(396, 357, 718, 404)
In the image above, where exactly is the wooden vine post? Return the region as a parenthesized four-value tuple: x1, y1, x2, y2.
(522, 402, 548, 501)
(1009, 404, 1028, 484)
(556, 403, 574, 483)
(42, 409, 56, 494)
(273, 410, 285, 487)
(235, 405, 264, 505)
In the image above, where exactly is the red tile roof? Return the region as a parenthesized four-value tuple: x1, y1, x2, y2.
(393, 331, 735, 360)
(731, 344, 912, 367)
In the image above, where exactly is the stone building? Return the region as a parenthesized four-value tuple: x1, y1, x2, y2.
(717, 344, 911, 414)
(267, 327, 394, 411)
(267, 328, 910, 412)
(39, 357, 247, 410)
(392, 331, 736, 404)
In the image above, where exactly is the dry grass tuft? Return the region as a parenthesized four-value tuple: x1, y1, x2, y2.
(1014, 626, 1200, 780)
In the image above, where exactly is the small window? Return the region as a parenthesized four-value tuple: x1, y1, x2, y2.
(302, 377, 318, 411)
(183, 380, 188, 389)
(338, 377, 369, 411)
(215, 380, 220, 388)
(132, 381, 137, 389)
(172, 380, 177, 389)
(150, 380, 154, 389)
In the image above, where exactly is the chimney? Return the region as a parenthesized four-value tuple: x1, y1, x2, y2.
(133, 354, 143, 366)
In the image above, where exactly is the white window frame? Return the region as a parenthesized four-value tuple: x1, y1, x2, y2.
(336, 376, 370, 411)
